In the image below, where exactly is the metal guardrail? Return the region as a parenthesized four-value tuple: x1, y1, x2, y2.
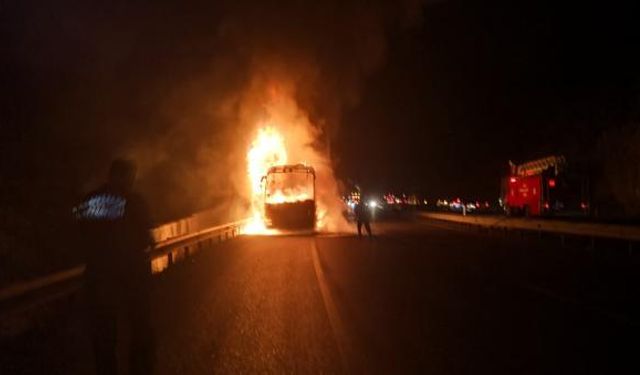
(420, 212, 640, 242)
(149, 219, 249, 273)
(0, 219, 249, 318)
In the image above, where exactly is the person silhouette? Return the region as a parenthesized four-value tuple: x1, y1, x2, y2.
(74, 159, 155, 375)
(354, 199, 373, 238)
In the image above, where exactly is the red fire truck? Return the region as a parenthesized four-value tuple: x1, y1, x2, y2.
(502, 155, 589, 217)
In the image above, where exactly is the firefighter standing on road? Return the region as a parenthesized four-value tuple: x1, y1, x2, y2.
(354, 199, 373, 238)
(74, 159, 155, 375)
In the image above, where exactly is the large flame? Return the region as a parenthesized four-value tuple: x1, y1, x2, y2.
(265, 188, 312, 204)
(239, 82, 352, 235)
(243, 126, 287, 234)
(247, 126, 287, 196)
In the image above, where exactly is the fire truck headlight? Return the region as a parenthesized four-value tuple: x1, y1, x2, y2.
(369, 200, 377, 208)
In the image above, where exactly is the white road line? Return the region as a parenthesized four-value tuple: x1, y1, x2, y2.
(310, 238, 351, 372)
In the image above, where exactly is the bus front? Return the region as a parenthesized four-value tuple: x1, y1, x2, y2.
(263, 164, 316, 229)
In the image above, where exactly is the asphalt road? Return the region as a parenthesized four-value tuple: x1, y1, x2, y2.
(2, 218, 638, 374)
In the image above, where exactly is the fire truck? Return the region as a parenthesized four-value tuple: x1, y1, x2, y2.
(502, 155, 590, 217)
(262, 164, 316, 229)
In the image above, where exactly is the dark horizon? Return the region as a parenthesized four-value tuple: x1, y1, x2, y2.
(336, 1, 639, 200)
(1, 3, 640, 373)
(2, 0, 640, 219)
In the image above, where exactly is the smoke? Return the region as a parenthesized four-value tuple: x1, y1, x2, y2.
(237, 75, 352, 232)
(5, 0, 426, 223)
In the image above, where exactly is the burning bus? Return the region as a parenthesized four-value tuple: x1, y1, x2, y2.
(262, 163, 316, 229)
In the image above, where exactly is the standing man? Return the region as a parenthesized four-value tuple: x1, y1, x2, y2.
(354, 199, 373, 238)
(74, 159, 155, 375)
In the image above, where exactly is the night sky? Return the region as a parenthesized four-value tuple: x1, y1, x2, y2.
(336, 1, 640, 199)
(2, 0, 640, 222)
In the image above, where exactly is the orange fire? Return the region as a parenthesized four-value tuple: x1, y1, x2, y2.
(247, 126, 287, 196)
(265, 189, 312, 204)
(239, 84, 351, 235)
(243, 126, 287, 234)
